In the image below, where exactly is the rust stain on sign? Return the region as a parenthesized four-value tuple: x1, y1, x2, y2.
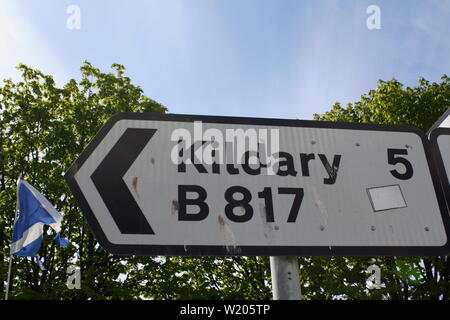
(171, 200, 179, 215)
(218, 216, 239, 254)
(132, 176, 139, 199)
(218, 215, 226, 227)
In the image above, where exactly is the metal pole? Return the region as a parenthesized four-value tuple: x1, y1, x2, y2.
(5, 176, 21, 300)
(270, 256, 301, 300)
(5, 256, 14, 300)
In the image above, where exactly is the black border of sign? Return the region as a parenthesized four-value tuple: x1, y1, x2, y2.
(430, 127, 450, 208)
(65, 112, 450, 256)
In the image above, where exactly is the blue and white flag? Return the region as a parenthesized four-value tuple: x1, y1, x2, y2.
(11, 180, 69, 262)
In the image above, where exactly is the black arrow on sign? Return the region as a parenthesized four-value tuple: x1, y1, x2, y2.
(91, 128, 156, 234)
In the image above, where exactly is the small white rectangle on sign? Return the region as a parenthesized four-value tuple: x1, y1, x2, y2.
(367, 185, 407, 212)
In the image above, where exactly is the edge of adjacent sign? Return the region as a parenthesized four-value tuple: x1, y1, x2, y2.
(65, 112, 450, 256)
(427, 108, 450, 136)
(429, 127, 450, 209)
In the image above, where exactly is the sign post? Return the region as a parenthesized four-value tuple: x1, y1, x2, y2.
(270, 256, 301, 300)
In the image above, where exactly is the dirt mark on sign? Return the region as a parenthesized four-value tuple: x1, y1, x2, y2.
(218, 216, 240, 254)
(132, 176, 139, 199)
(259, 203, 275, 241)
(172, 200, 179, 216)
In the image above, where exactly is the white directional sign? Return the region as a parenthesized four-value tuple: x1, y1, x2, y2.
(65, 113, 450, 256)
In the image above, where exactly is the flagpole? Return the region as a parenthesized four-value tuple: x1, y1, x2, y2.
(5, 176, 21, 300)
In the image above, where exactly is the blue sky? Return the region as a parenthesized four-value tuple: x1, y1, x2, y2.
(1, 0, 449, 120)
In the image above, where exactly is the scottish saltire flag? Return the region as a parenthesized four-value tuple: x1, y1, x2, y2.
(11, 180, 69, 262)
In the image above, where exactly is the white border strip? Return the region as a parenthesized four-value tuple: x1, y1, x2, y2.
(10, 223, 44, 254)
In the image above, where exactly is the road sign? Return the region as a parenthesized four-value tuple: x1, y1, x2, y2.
(430, 127, 450, 206)
(65, 113, 450, 256)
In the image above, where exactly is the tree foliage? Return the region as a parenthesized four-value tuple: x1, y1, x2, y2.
(309, 76, 450, 300)
(1, 63, 449, 299)
(0, 62, 272, 300)
(0, 62, 165, 299)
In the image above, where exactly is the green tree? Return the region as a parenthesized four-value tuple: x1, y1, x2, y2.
(0, 62, 166, 299)
(1, 62, 271, 300)
(2, 62, 449, 300)
(307, 76, 450, 300)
